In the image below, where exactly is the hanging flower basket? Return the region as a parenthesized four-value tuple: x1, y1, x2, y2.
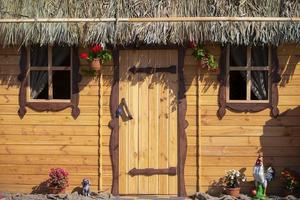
(189, 41, 218, 71)
(90, 58, 102, 71)
(80, 44, 112, 72)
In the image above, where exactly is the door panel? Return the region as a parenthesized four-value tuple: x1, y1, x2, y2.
(119, 50, 178, 195)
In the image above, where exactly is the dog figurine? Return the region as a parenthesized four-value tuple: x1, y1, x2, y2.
(81, 178, 91, 197)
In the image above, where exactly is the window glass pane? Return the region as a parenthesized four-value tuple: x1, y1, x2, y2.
(229, 71, 247, 100)
(30, 45, 48, 67)
(230, 46, 247, 66)
(52, 46, 71, 67)
(251, 71, 268, 100)
(251, 46, 268, 66)
(53, 71, 71, 99)
(30, 71, 48, 99)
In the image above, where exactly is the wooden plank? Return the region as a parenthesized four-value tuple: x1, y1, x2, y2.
(201, 115, 300, 126)
(0, 135, 98, 145)
(0, 174, 98, 185)
(0, 155, 98, 165)
(127, 50, 139, 194)
(148, 50, 159, 194)
(138, 50, 149, 194)
(201, 146, 300, 157)
(0, 145, 98, 155)
(158, 51, 169, 195)
(201, 126, 300, 137)
(201, 136, 300, 147)
(0, 95, 99, 105)
(0, 125, 98, 136)
(202, 156, 300, 166)
(0, 47, 19, 55)
(0, 105, 99, 116)
(0, 164, 98, 175)
(0, 115, 98, 125)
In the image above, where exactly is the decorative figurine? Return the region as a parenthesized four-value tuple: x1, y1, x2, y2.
(252, 155, 275, 199)
(82, 178, 91, 197)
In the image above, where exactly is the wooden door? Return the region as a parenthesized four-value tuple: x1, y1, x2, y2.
(119, 50, 178, 195)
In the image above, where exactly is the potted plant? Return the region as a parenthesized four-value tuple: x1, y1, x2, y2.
(222, 169, 246, 197)
(281, 169, 299, 195)
(80, 44, 112, 71)
(189, 41, 218, 71)
(47, 168, 69, 194)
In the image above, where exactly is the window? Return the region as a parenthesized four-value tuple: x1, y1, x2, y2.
(28, 45, 72, 101)
(217, 45, 280, 119)
(227, 45, 270, 103)
(18, 45, 81, 118)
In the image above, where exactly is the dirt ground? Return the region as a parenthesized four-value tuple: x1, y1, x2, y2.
(1, 192, 299, 200)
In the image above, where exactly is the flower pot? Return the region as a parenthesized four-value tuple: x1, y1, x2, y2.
(225, 187, 240, 197)
(48, 187, 66, 194)
(198, 59, 208, 69)
(90, 58, 101, 71)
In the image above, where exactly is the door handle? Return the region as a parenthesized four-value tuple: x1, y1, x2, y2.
(116, 98, 133, 120)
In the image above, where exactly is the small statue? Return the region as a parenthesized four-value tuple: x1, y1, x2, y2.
(82, 178, 91, 197)
(252, 155, 275, 199)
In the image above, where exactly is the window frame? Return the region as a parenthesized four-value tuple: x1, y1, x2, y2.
(18, 45, 81, 119)
(217, 45, 281, 119)
(226, 45, 271, 103)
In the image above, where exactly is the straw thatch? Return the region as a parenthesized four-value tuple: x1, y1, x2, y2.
(0, 0, 300, 46)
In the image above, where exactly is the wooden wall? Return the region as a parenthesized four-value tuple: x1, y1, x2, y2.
(0, 47, 101, 193)
(192, 44, 300, 195)
(1, 44, 300, 196)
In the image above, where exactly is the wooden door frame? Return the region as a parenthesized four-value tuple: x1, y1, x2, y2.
(108, 47, 188, 197)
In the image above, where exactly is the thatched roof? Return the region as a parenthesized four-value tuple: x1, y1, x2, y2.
(0, 0, 300, 46)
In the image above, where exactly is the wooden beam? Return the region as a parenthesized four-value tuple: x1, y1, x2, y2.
(1, 16, 300, 23)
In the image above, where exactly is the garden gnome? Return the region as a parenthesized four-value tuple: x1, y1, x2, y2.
(253, 155, 275, 199)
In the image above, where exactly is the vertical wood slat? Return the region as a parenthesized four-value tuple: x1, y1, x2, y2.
(148, 50, 159, 194)
(158, 51, 169, 195)
(138, 50, 149, 194)
(128, 50, 139, 194)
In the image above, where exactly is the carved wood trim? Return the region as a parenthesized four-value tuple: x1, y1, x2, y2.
(18, 47, 81, 119)
(217, 46, 280, 119)
(108, 48, 119, 196)
(178, 47, 187, 197)
(128, 167, 177, 177)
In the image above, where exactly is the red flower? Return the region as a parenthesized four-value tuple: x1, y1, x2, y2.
(80, 53, 89, 60)
(189, 41, 197, 49)
(91, 44, 103, 53)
